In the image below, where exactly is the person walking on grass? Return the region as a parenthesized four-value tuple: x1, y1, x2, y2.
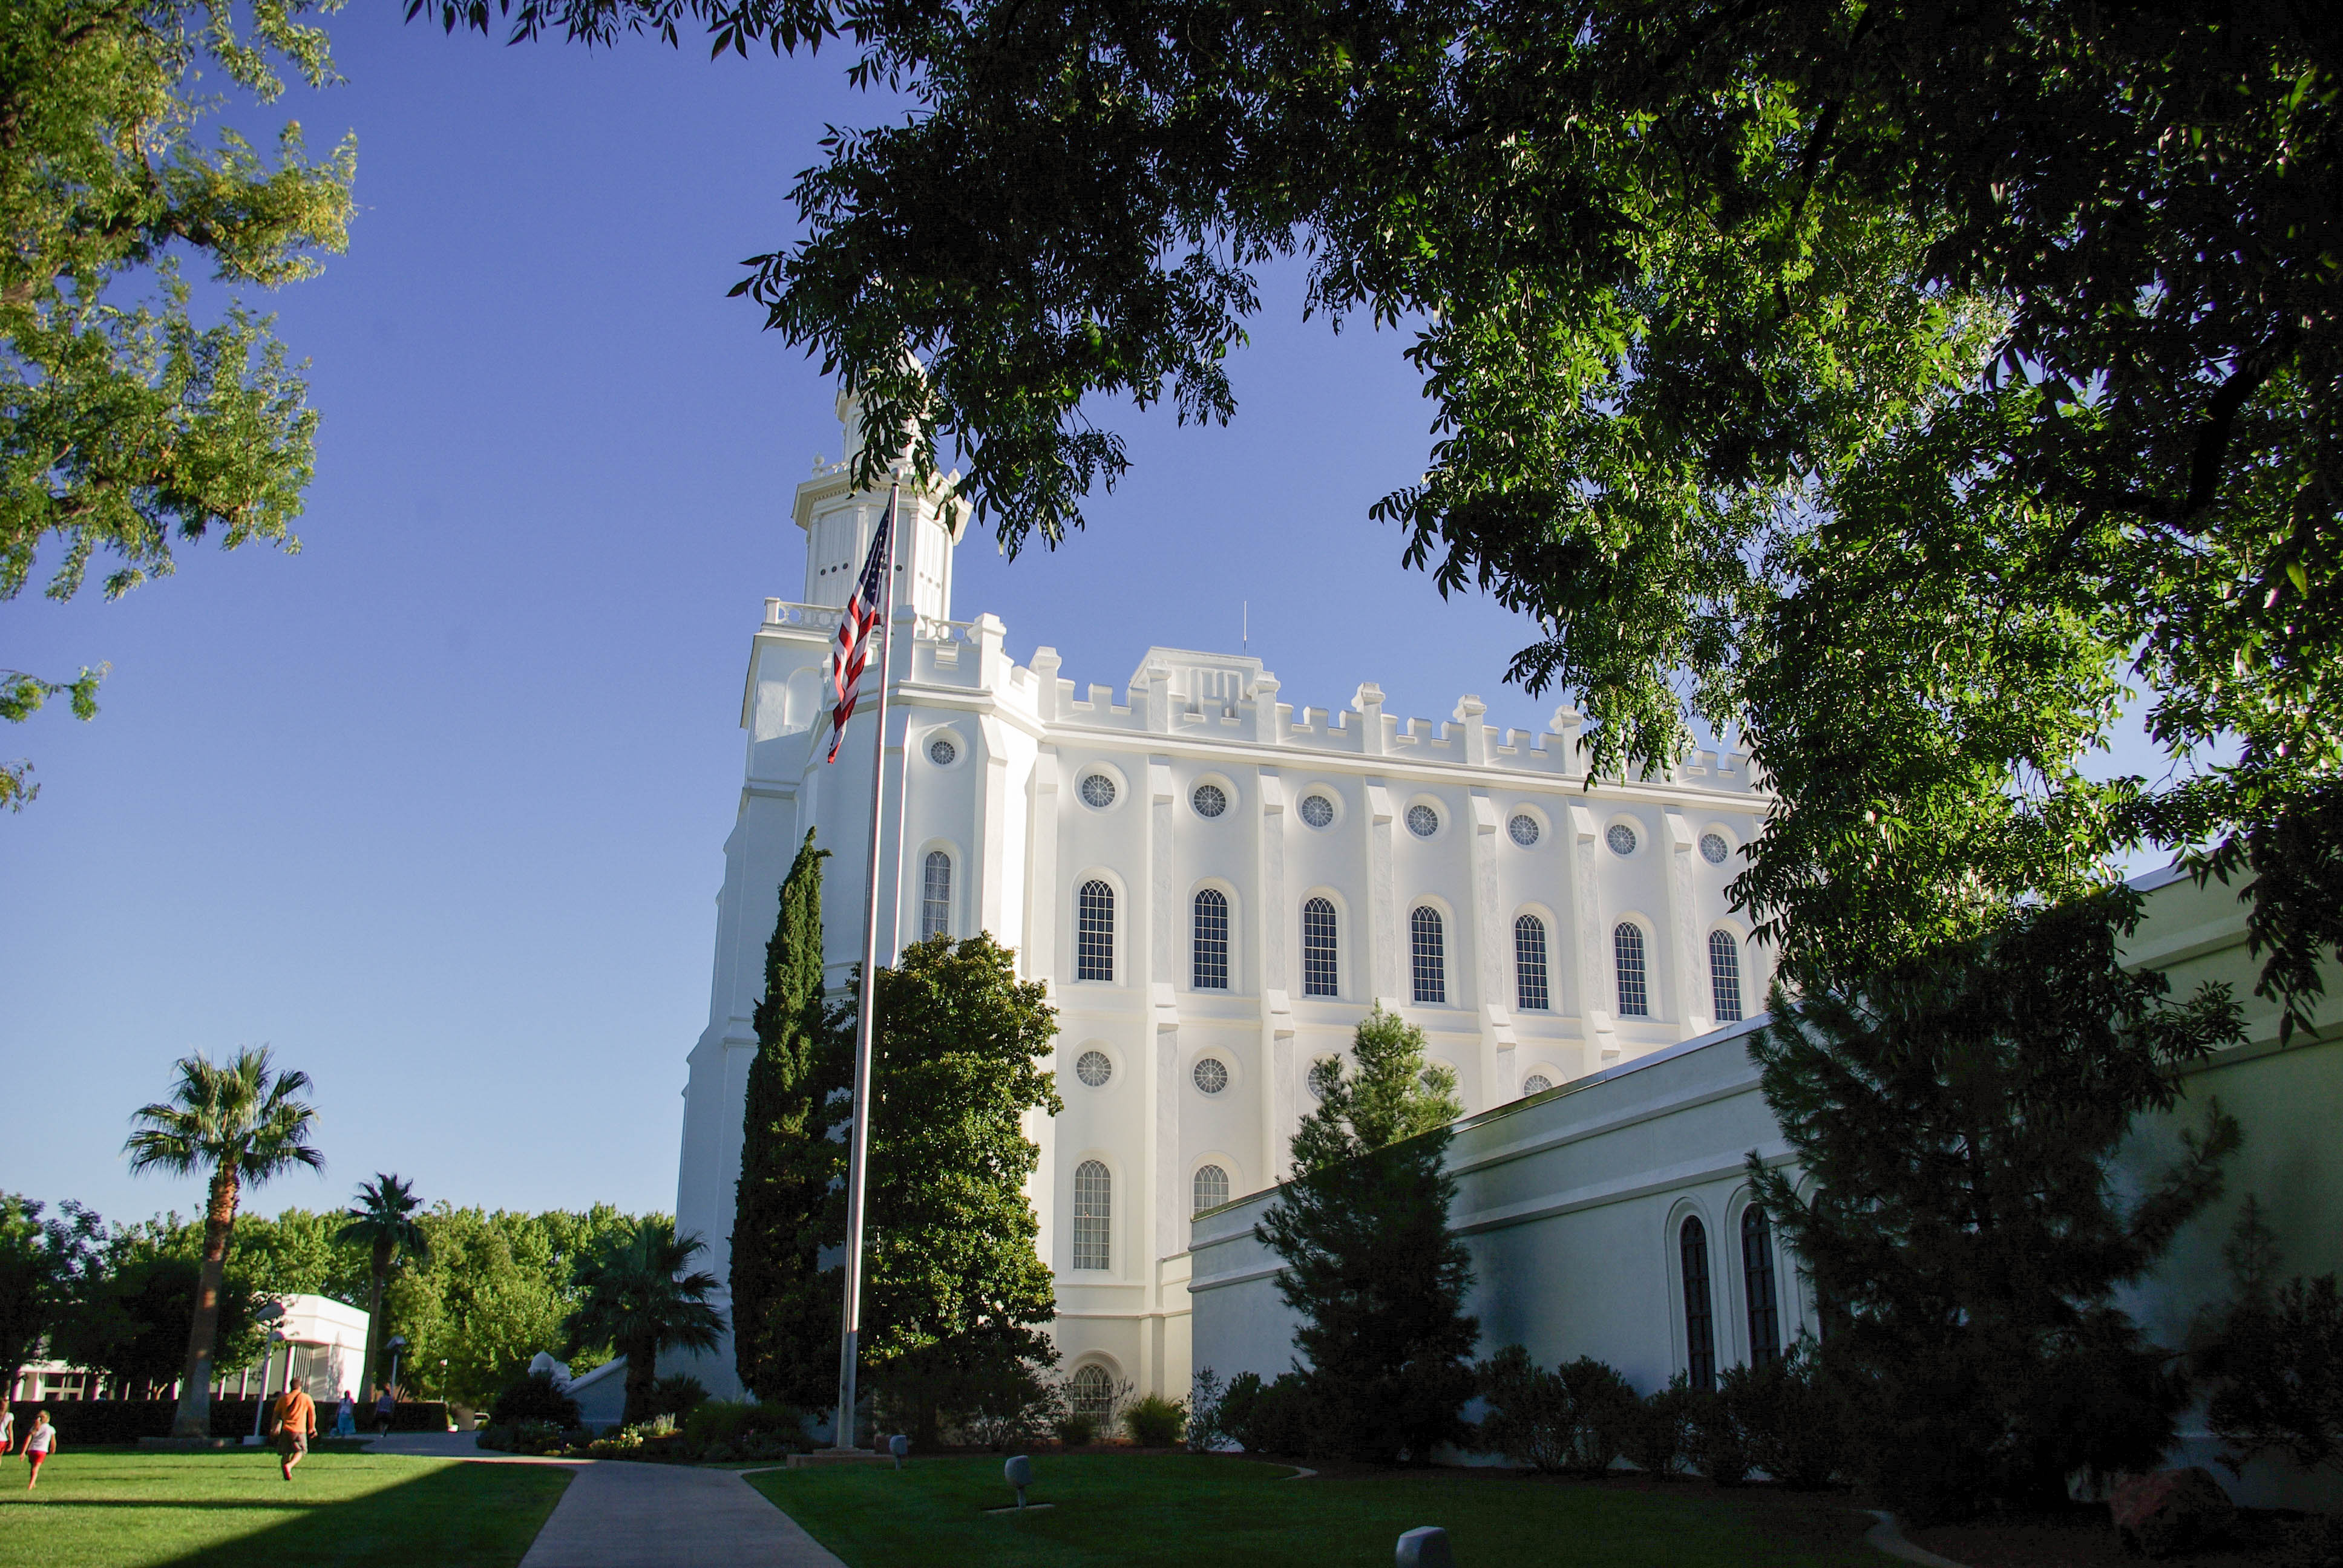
(270, 1380, 316, 1480)
(23, 1412, 54, 1491)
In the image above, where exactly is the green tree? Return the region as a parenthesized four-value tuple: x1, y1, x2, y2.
(0, 1195, 105, 1400)
(123, 1045, 323, 1436)
(1257, 1007, 1474, 1463)
(425, 0, 2341, 1023)
(729, 930, 1063, 1436)
(339, 1174, 428, 1401)
(853, 932, 1062, 1445)
(223, 1207, 372, 1306)
(572, 1215, 726, 1429)
(732, 829, 848, 1406)
(1, 0, 357, 809)
(62, 1251, 260, 1399)
(1748, 889, 2246, 1520)
(380, 1204, 635, 1408)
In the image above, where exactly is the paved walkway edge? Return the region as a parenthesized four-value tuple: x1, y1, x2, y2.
(1864, 1509, 1971, 1568)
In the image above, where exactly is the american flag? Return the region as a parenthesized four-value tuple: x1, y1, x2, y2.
(825, 487, 897, 763)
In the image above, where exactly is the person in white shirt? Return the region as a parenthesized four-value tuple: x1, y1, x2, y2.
(0, 1405, 14, 1455)
(23, 1411, 55, 1490)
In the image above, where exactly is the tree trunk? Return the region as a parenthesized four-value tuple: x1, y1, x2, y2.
(359, 1244, 389, 1408)
(621, 1336, 657, 1430)
(171, 1168, 239, 1438)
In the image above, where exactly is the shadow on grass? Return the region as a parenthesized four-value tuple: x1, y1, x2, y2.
(1, 1454, 573, 1568)
(152, 1462, 571, 1568)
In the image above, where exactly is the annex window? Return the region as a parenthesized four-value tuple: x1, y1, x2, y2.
(1076, 881, 1115, 982)
(1515, 915, 1551, 1011)
(1192, 1165, 1230, 1214)
(1709, 930, 1743, 1023)
(920, 851, 952, 941)
(1614, 923, 1650, 1018)
(1411, 906, 1446, 1004)
(1193, 889, 1230, 990)
(1682, 1216, 1717, 1393)
(1073, 1160, 1112, 1271)
(1742, 1205, 1780, 1369)
(1302, 898, 1339, 998)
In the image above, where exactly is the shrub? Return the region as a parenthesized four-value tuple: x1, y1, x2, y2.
(1685, 1387, 1751, 1486)
(489, 1371, 582, 1431)
(1225, 1371, 1314, 1456)
(1725, 1339, 1850, 1489)
(645, 1376, 709, 1420)
(1620, 1374, 1695, 1478)
(2203, 1201, 2343, 1475)
(683, 1399, 807, 1457)
(953, 1353, 1064, 1451)
(505, 1418, 573, 1455)
(1054, 1411, 1098, 1447)
(1473, 1347, 1636, 1475)
(1187, 1368, 1231, 1451)
(1124, 1393, 1187, 1447)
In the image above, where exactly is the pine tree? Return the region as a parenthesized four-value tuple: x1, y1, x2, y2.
(1749, 890, 2245, 1521)
(731, 830, 851, 1406)
(1257, 1006, 1476, 1463)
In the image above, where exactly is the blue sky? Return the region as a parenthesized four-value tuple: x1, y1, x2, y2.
(0, 9, 1569, 1227)
(1, 8, 2186, 1229)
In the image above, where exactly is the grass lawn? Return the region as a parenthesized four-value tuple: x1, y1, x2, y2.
(749, 1453, 1887, 1568)
(0, 1447, 572, 1568)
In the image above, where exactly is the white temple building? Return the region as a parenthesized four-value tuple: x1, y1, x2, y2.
(667, 390, 1777, 1405)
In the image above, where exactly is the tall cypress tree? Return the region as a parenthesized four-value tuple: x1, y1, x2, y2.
(732, 829, 851, 1405)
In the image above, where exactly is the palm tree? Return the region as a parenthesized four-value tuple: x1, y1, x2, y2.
(572, 1217, 726, 1429)
(124, 1047, 323, 1437)
(338, 1174, 428, 1407)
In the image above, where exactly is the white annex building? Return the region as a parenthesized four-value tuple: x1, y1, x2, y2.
(668, 390, 1776, 1405)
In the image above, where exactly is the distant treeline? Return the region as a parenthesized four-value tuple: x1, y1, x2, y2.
(38, 1202, 655, 1408)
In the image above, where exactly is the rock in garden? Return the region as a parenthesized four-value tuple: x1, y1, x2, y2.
(2109, 1467, 2236, 1558)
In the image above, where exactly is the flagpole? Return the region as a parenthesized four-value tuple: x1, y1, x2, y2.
(833, 482, 901, 1451)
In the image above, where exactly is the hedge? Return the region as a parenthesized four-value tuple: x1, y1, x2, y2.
(4, 1398, 450, 1442)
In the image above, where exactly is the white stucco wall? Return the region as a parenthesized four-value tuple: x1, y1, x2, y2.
(669, 392, 1777, 1402)
(1189, 871, 2341, 1509)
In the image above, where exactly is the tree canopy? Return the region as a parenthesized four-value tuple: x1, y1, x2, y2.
(732, 829, 846, 1408)
(1, 0, 356, 809)
(1258, 1006, 1474, 1462)
(424, 0, 2341, 1011)
(1749, 889, 2245, 1518)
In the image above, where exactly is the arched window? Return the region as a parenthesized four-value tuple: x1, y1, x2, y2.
(1709, 929, 1743, 1023)
(1614, 923, 1650, 1017)
(1192, 889, 1230, 990)
(920, 851, 952, 941)
(1068, 1364, 1114, 1420)
(1411, 906, 1446, 1004)
(1076, 881, 1115, 982)
(1072, 1160, 1112, 1270)
(1515, 915, 1550, 1011)
(1742, 1204, 1780, 1368)
(1193, 1164, 1230, 1214)
(1681, 1216, 1717, 1393)
(1302, 898, 1339, 998)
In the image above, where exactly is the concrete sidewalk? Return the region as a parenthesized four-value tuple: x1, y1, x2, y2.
(518, 1460, 846, 1568)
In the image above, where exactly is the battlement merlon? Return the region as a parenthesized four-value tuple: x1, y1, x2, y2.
(740, 605, 1767, 797)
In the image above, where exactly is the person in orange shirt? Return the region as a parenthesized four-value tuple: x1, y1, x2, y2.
(270, 1380, 318, 1480)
